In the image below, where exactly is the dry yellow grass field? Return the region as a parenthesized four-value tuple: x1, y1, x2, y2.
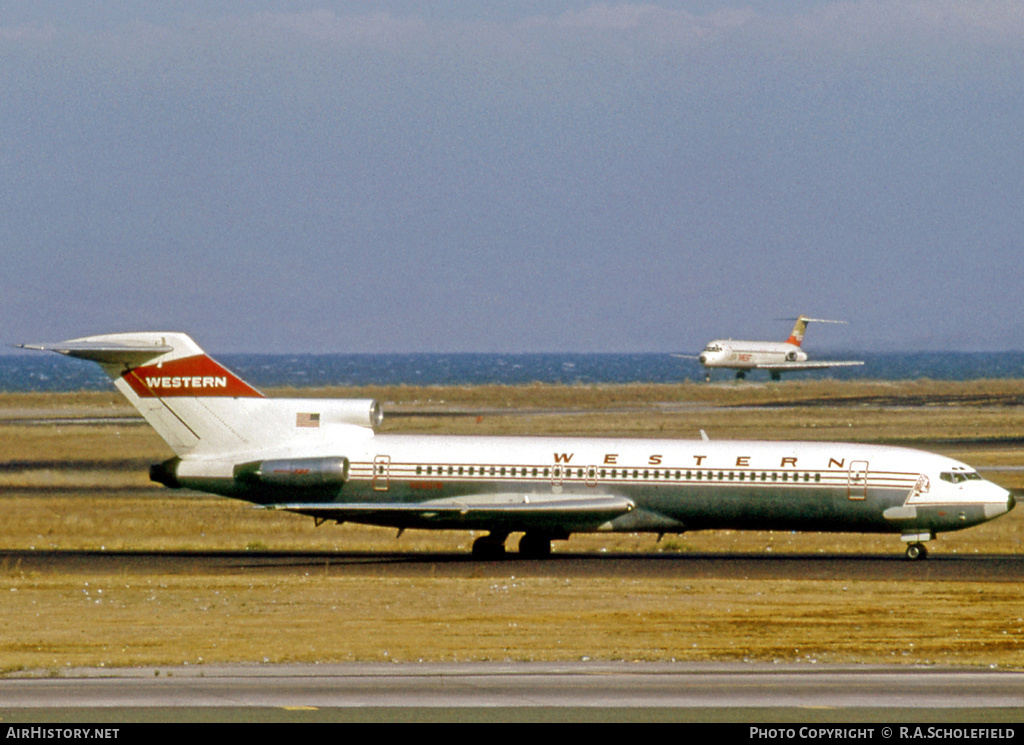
(1, 380, 1022, 672)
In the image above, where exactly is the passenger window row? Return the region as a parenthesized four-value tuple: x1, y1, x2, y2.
(411, 464, 826, 483)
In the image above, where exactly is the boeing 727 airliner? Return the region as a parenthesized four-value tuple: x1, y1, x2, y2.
(23, 333, 1013, 560)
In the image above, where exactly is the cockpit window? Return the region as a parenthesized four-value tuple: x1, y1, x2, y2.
(940, 470, 981, 484)
(704, 344, 722, 353)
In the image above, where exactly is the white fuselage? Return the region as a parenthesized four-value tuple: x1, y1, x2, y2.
(700, 340, 806, 370)
(174, 430, 1013, 539)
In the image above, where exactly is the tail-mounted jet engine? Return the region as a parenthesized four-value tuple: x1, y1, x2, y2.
(233, 457, 349, 488)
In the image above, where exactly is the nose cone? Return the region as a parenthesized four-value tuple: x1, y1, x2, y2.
(699, 355, 707, 365)
(984, 487, 1015, 520)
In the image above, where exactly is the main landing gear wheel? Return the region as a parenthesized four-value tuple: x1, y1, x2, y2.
(518, 534, 552, 559)
(472, 534, 507, 559)
(735, 370, 746, 380)
(905, 543, 929, 561)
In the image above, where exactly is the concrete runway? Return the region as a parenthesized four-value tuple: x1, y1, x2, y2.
(1, 663, 1023, 722)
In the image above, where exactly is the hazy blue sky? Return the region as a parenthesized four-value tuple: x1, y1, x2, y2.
(3, 2, 1022, 353)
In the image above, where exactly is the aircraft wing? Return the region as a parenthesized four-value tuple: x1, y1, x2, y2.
(755, 360, 864, 372)
(266, 495, 635, 531)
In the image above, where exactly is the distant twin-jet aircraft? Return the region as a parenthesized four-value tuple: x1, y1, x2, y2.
(683, 316, 865, 382)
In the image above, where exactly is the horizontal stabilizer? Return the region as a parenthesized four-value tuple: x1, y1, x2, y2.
(17, 339, 173, 368)
(777, 317, 847, 324)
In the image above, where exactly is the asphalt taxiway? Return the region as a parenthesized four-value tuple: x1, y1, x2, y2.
(1, 663, 1022, 722)
(2, 548, 1023, 581)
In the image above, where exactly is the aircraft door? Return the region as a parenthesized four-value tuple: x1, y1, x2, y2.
(373, 455, 390, 491)
(848, 460, 868, 500)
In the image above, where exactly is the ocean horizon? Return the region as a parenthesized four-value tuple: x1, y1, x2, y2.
(2, 351, 1024, 393)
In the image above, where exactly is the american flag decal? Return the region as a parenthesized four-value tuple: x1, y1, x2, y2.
(296, 412, 320, 428)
